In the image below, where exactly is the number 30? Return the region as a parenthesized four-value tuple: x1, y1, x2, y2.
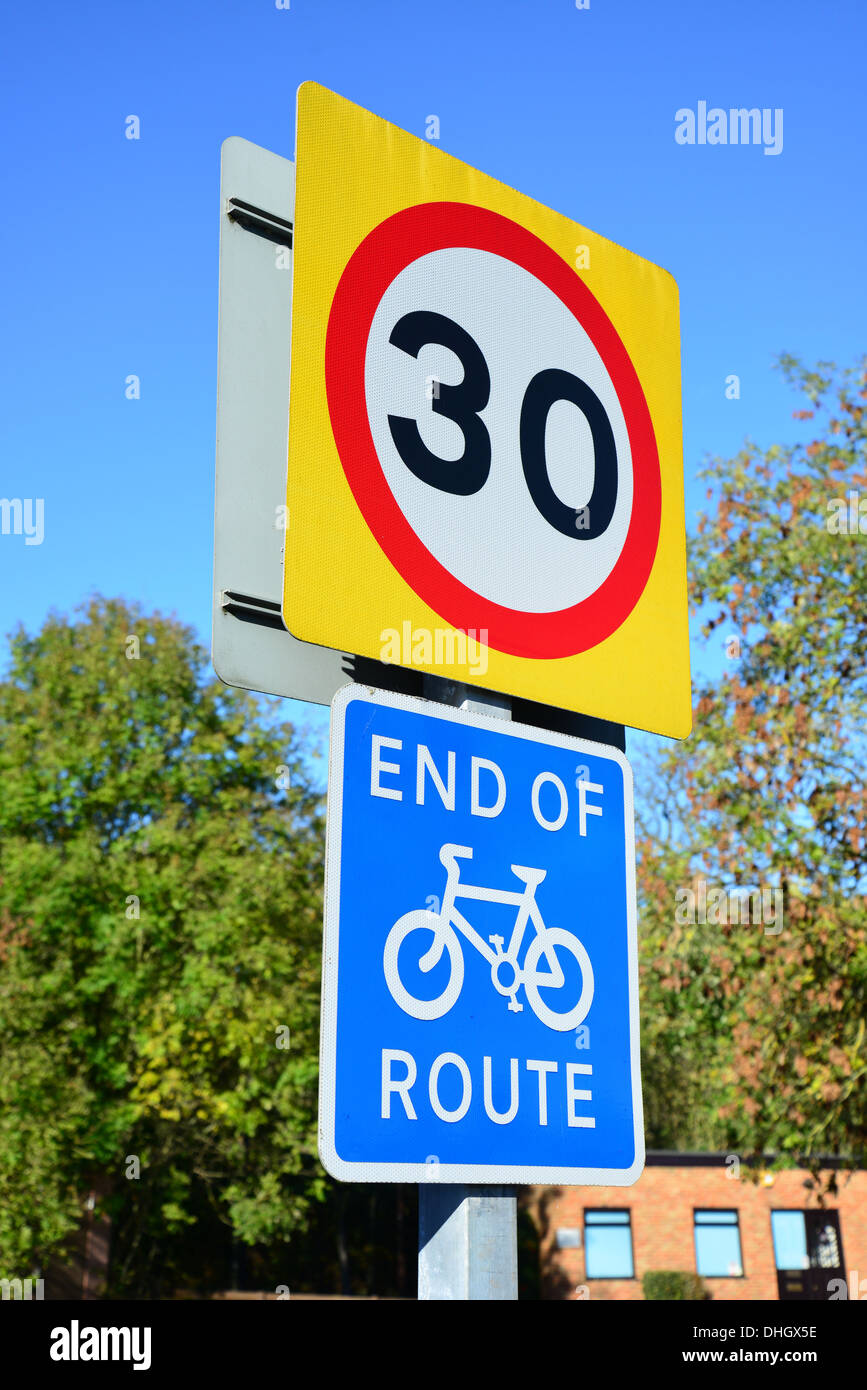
(387, 310, 618, 541)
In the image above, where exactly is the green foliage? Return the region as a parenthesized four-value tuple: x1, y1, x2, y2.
(0, 597, 326, 1293)
(642, 1270, 709, 1301)
(638, 357, 867, 1179)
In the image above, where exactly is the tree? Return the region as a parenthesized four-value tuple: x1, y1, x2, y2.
(0, 597, 326, 1293)
(638, 357, 867, 1180)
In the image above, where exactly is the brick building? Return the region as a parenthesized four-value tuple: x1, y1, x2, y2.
(529, 1154, 867, 1301)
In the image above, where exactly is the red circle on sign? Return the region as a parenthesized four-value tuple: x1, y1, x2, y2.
(325, 202, 661, 658)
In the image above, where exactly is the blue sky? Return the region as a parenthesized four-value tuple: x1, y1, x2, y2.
(1, 0, 864, 771)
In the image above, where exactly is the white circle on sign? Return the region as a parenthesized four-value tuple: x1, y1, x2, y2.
(364, 246, 633, 614)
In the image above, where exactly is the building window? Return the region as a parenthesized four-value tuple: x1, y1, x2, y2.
(584, 1209, 634, 1279)
(693, 1210, 744, 1277)
(771, 1211, 810, 1271)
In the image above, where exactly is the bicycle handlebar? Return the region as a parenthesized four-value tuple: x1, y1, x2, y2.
(439, 843, 474, 867)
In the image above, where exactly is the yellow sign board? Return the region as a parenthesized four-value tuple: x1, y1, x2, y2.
(284, 82, 691, 738)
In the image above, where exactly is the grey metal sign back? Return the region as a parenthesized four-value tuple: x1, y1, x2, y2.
(212, 136, 352, 705)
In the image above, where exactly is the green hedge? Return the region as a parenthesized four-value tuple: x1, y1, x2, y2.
(642, 1271, 710, 1301)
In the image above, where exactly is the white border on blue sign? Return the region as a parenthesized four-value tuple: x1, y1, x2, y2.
(319, 683, 645, 1185)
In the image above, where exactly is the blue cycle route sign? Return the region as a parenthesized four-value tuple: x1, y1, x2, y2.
(320, 684, 644, 1185)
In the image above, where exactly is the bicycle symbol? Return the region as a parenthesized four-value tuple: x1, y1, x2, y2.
(383, 843, 594, 1032)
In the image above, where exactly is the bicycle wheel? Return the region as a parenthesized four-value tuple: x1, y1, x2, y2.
(383, 910, 464, 1020)
(522, 928, 594, 1031)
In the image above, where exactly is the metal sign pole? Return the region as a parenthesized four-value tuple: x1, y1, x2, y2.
(418, 1185, 517, 1300)
(414, 680, 626, 1300)
(417, 679, 518, 1301)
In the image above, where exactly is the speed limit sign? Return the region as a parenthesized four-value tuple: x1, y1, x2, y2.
(284, 84, 690, 738)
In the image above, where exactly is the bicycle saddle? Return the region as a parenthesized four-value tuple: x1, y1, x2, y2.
(510, 863, 547, 887)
